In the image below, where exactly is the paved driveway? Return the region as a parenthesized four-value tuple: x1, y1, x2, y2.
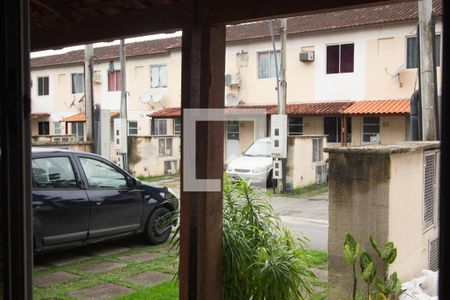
(270, 193, 329, 251)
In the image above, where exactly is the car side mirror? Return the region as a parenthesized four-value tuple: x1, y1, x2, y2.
(134, 179, 142, 188)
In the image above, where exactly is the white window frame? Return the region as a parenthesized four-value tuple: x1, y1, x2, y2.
(71, 73, 84, 94)
(257, 50, 280, 79)
(128, 121, 138, 136)
(54, 121, 62, 135)
(150, 64, 168, 88)
(312, 138, 324, 162)
(423, 150, 440, 232)
(174, 118, 181, 135)
(153, 119, 168, 136)
(37, 76, 49, 96)
(325, 43, 355, 74)
(159, 137, 173, 157)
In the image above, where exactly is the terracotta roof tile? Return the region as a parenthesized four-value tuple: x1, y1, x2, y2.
(343, 99, 410, 115)
(31, 113, 50, 120)
(31, 0, 442, 68)
(63, 111, 120, 122)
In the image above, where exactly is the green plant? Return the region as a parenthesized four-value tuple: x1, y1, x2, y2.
(343, 234, 361, 300)
(343, 234, 401, 300)
(223, 177, 316, 299)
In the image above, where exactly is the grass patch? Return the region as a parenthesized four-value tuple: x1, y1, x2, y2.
(307, 249, 328, 267)
(268, 183, 328, 198)
(115, 280, 178, 300)
(137, 173, 179, 183)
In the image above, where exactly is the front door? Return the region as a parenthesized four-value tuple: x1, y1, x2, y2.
(76, 156, 143, 238)
(32, 155, 90, 246)
(226, 121, 241, 163)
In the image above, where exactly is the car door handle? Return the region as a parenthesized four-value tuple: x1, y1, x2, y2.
(95, 201, 102, 206)
(33, 201, 44, 206)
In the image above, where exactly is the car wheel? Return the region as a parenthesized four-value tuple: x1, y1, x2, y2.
(145, 206, 172, 245)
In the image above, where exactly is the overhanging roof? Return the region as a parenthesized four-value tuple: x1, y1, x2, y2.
(343, 99, 410, 115)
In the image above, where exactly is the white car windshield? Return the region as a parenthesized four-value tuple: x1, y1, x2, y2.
(244, 140, 272, 157)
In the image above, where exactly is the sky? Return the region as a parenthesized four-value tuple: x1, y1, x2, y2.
(30, 31, 182, 58)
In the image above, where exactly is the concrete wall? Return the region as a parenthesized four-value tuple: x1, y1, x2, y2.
(32, 141, 93, 152)
(128, 135, 180, 177)
(326, 142, 440, 298)
(286, 135, 328, 189)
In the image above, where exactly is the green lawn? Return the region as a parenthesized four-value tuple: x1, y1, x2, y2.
(268, 183, 328, 198)
(137, 173, 179, 183)
(115, 281, 178, 300)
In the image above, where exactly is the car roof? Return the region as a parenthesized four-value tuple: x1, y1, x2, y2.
(31, 147, 93, 156)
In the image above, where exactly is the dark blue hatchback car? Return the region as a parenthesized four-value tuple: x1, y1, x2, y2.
(32, 148, 178, 253)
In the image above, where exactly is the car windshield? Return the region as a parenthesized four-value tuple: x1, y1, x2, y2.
(244, 140, 272, 157)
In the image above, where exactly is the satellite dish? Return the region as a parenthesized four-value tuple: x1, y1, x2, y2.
(386, 64, 405, 77)
(140, 91, 152, 103)
(226, 92, 239, 106)
(151, 93, 162, 103)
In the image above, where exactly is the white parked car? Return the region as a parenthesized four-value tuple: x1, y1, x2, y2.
(226, 137, 273, 187)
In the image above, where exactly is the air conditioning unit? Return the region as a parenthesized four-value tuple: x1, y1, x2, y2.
(299, 51, 315, 62)
(225, 74, 240, 86)
(93, 72, 102, 84)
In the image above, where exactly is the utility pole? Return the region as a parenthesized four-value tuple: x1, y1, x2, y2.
(277, 18, 287, 193)
(119, 39, 128, 170)
(84, 44, 94, 149)
(418, 0, 437, 140)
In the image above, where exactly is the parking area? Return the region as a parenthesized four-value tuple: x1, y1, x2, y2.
(33, 237, 178, 300)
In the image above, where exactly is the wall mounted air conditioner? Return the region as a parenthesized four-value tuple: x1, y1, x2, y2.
(299, 51, 315, 62)
(93, 72, 102, 84)
(225, 74, 240, 86)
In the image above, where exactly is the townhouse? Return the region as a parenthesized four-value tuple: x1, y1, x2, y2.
(30, 0, 443, 176)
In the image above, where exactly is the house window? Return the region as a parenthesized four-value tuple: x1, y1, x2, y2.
(227, 121, 240, 140)
(326, 43, 354, 74)
(324, 117, 352, 143)
(153, 119, 167, 135)
(54, 122, 62, 135)
(406, 35, 441, 69)
(71, 122, 84, 142)
(312, 138, 324, 162)
(362, 117, 380, 144)
(159, 138, 173, 157)
(288, 117, 303, 135)
(108, 70, 121, 91)
(423, 151, 439, 231)
(128, 121, 138, 136)
(258, 51, 281, 79)
(71, 73, 84, 94)
(164, 160, 178, 175)
(37, 76, 49, 96)
(174, 118, 181, 135)
(38, 121, 49, 135)
(150, 65, 168, 88)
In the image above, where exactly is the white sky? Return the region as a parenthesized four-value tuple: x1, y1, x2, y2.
(30, 31, 182, 58)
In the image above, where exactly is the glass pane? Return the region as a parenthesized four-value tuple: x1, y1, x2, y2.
(80, 158, 127, 188)
(115, 71, 121, 91)
(258, 52, 270, 78)
(159, 138, 165, 156)
(151, 66, 160, 88)
(340, 44, 354, 73)
(160, 65, 168, 87)
(363, 125, 380, 133)
(407, 37, 419, 69)
(324, 117, 338, 143)
(289, 125, 303, 135)
(108, 72, 114, 91)
(363, 117, 380, 125)
(289, 117, 303, 126)
(434, 34, 441, 67)
(270, 51, 281, 78)
(166, 138, 173, 156)
(32, 157, 77, 188)
(326, 45, 340, 74)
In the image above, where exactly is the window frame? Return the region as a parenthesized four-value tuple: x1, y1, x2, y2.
(257, 50, 281, 79)
(174, 118, 181, 135)
(71, 122, 84, 142)
(77, 155, 130, 190)
(31, 155, 80, 190)
(423, 150, 440, 232)
(312, 138, 324, 162)
(153, 119, 168, 136)
(38, 121, 50, 135)
(288, 117, 303, 136)
(128, 121, 138, 136)
(227, 121, 240, 140)
(406, 34, 442, 69)
(159, 137, 173, 157)
(324, 117, 352, 143)
(71, 73, 84, 94)
(54, 121, 62, 135)
(107, 70, 121, 92)
(326, 43, 355, 74)
(150, 64, 168, 88)
(37, 76, 49, 96)
(361, 116, 380, 144)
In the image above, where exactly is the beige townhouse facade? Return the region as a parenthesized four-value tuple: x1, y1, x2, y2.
(30, 0, 442, 176)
